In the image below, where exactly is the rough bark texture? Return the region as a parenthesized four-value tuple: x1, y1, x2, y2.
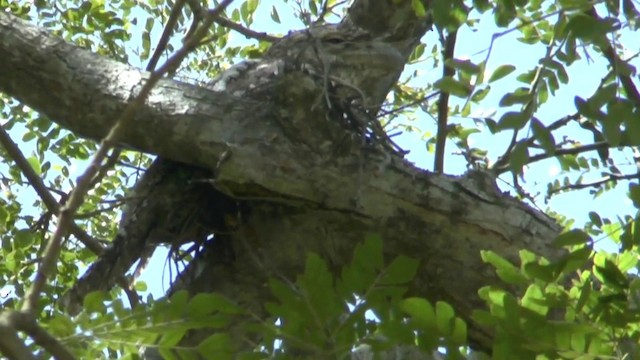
(0, 0, 564, 355)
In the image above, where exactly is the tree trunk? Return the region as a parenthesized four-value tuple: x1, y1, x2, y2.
(0, 0, 563, 353)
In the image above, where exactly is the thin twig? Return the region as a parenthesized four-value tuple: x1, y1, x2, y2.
(147, 0, 187, 73)
(186, 0, 278, 42)
(495, 141, 610, 174)
(490, 36, 558, 173)
(211, 16, 279, 42)
(547, 171, 635, 196)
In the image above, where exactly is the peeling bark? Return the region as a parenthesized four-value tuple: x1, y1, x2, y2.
(0, 0, 564, 353)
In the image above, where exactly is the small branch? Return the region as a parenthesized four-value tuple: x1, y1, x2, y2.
(74, 200, 126, 219)
(0, 314, 34, 360)
(377, 90, 441, 118)
(88, 148, 121, 190)
(316, 0, 349, 23)
(522, 113, 580, 147)
(491, 39, 559, 173)
(20, 0, 236, 314)
(10, 311, 76, 360)
(185, 0, 278, 42)
(0, 126, 104, 255)
(547, 171, 636, 196)
(434, 29, 457, 173)
(210, 16, 279, 42)
(586, 7, 640, 107)
(147, 0, 187, 73)
(494, 141, 610, 174)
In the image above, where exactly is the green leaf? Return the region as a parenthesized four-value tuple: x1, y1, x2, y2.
(47, 313, 76, 338)
(523, 263, 557, 282)
(338, 236, 384, 296)
(83, 291, 107, 314)
(498, 111, 529, 130)
(590, 84, 617, 108)
(434, 76, 472, 97)
(27, 156, 41, 176)
(499, 90, 533, 107)
(559, 246, 592, 274)
(566, 14, 611, 43)
(547, 60, 569, 84)
(134, 281, 147, 292)
(411, 0, 427, 18)
(630, 183, 640, 208)
(521, 284, 547, 315)
(575, 280, 592, 312)
(435, 301, 455, 336)
(308, 0, 318, 16)
(446, 58, 481, 74)
(617, 251, 638, 272)
(270, 5, 280, 23)
(380, 255, 419, 285)
(622, 113, 640, 145)
(473, 0, 492, 12)
(450, 317, 467, 345)
(554, 229, 592, 247)
(594, 259, 630, 291)
(409, 43, 426, 63)
(489, 64, 516, 82)
(187, 293, 239, 318)
(301, 253, 341, 319)
(401, 297, 436, 329)
(558, 0, 592, 11)
(471, 87, 490, 102)
(588, 211, 603, 227)
(378, 318, 415, 345)
(197, 333, 233, 358)
(432, 0, 468, 29)
(268, 278, 298, 309)
(494, 0, 517, 26)
(502, 292, 521, 331)
(574, 96, 605, 120)
(159, 330, 186, 347)
(481, 250, 528, 285)
(360, 234, 384, 270)
(531, 118, 556, 154)
(509, 141, 529, 175)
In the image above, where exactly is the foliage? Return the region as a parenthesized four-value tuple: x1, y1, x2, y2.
(477, 240, 640, 360)
(1, 0, 640, 358)
(43, 236, 465, 359)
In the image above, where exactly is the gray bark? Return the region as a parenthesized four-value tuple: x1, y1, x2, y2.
(0, 0, 564, 354)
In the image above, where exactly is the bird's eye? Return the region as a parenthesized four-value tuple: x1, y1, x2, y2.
(324, 36, 345, 44)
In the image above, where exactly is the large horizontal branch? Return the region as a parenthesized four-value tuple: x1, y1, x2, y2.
(0, 8, 563, 350)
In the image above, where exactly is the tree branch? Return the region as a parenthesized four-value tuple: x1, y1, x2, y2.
(10, 311, 76, 360)
(0, 126, 104, 255)
(587, 7, 640, 106)
(434, 29, 457, 173)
